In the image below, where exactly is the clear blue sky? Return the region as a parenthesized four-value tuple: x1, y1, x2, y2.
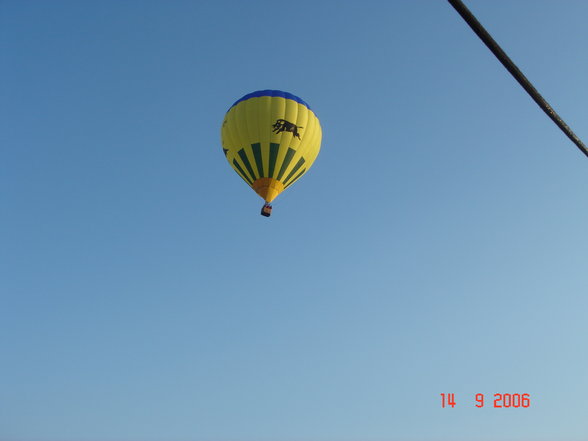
(2, 1, 588, 440)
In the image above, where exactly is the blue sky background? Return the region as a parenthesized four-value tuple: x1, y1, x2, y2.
(2, 1, 588, 440)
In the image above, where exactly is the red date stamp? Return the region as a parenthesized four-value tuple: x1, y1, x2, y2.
(441, 393, 530, 408)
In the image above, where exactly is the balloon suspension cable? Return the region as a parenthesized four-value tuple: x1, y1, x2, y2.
(447, 0, 588, 159)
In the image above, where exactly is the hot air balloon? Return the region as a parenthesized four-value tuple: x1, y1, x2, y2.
(221, 90, 322, 217)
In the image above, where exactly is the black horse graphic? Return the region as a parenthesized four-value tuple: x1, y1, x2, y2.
(272, 119, 303, 139)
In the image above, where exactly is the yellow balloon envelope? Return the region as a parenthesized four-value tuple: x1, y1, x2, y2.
(221, 90, 322, 213)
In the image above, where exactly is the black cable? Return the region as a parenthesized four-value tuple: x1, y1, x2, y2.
(447, 0, 588, 159)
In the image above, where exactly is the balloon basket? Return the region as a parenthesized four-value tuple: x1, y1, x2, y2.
(261, 204, 272, 217)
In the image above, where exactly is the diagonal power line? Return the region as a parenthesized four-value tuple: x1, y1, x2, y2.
(447, 0, 588, 159)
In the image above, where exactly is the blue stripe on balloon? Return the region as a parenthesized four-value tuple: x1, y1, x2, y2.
(229, 90, 311, 111)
